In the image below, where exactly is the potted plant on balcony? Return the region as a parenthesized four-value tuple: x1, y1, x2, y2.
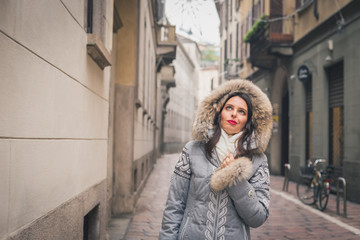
(243, 15, 268, 43)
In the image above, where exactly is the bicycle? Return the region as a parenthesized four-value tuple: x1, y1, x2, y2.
(296, 159, 331, 211)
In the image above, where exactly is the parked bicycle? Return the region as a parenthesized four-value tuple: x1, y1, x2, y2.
(296, 159, 331, 211)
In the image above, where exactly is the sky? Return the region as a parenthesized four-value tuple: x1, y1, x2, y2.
(165, 0, 220, 46)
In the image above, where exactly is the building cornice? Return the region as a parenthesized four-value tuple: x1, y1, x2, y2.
(293, 0, 360, 58)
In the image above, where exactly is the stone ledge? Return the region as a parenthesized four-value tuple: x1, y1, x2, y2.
(87, 34, 112, 70)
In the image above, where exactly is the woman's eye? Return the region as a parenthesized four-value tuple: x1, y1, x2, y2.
(226, 106, 232, 110)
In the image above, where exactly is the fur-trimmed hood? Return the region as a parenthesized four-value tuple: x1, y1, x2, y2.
(192, 79, 273, 154)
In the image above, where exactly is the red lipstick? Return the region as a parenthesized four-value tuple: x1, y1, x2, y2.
(227, 120, 237, 125)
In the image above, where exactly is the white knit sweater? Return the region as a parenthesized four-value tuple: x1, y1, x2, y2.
(215, 128, 242, 163)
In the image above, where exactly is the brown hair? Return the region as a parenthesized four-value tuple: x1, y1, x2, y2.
(205, 92, 255, 158)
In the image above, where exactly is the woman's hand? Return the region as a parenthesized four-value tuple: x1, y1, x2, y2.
(221, 152, 235, 168)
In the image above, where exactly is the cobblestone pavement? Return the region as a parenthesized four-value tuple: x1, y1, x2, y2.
(109, 153, 360, 240)
(251, 175, 360, 240)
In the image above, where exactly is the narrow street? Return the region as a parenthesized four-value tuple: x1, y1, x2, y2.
(3, 1, 360, 239)
(109, 153, 360, 240)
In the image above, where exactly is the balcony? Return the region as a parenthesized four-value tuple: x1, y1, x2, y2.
(160, 65, 176, 89)
(156, 24, 177, 68)
(224, 59, 241, 80)
(248, 16, 294, 69)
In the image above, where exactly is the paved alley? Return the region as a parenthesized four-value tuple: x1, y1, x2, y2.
(109, 153, 360, 240)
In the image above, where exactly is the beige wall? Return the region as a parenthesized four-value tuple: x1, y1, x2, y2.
(111, 0, 138, 215)
(116, 0, 156, 163)
(111, 0, 159, 215)
(0, 0, 113, 238)
(114, 0, 138, 86)
(294, 0, 350, 42)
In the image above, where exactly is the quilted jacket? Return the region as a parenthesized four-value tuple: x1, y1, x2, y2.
(159, 80, 273, 240)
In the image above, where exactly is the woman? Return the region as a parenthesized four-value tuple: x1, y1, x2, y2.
(159, 79, 273, 240)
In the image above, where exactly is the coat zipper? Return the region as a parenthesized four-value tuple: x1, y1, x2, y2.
(210, 150, 221, 240)
(212, 192, 221, 239)
(211, 151, 221, 239)
(180, 217, 189, 240)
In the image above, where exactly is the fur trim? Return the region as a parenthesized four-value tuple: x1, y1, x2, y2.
(192, 79, 273, 154)
(210, 157, 252, 192)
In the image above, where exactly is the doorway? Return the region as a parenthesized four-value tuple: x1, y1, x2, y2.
(327, 61, 344, 166)
(281, 90, 289, 176)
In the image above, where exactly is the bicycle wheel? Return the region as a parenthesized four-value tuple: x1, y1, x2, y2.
(297, 177, 316, 205)
(317, 182, 329, 211)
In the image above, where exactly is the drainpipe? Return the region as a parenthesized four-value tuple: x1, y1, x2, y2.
(314, 0, 319, 20)
(252, 0, 255, 25)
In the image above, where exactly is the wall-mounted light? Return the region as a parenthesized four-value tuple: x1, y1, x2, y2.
(326, 40, 333, 63)
(325, 55, 333, 63)
(328, 40, 333, 51)
(337, 19, 345, 33)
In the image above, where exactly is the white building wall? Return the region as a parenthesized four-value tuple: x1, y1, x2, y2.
(0, 0, 113, 237)
(181, 43, 201, 103)
(163, 37, 200, 152)
(198, 68, 219, 103)
(133, 0, 157, 161)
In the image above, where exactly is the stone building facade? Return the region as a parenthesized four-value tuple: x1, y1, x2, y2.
(0, 0, 176, 239)
(0, 1, 113, 238)
(217, 0, 360, 203)
(110, 0, 176, 217)
(162, 35, 200, 153)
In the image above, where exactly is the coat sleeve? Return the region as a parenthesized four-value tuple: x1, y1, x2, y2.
(226, 154, 270, 228)
(159, 150, 191, 240)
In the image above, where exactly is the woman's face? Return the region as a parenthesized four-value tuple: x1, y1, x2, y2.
(220, 96, 249, 135)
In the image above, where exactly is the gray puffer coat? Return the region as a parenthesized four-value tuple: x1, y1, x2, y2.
(159, 80, 273, 240)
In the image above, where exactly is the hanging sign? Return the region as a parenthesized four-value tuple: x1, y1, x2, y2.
(297, 65, 311, 83)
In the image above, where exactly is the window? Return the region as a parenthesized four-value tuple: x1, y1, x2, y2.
(235, 0, 240, 10)
(225, 0, 229, 29)
(86, 0, 111, 69)
(305, 79, 312, 160)
(270, 0, 283, 33)
(83, 205, 99, 240)
(240, 23, 244, 61)
(224, 39, 228, 61)
(113, 2, 122, 33)
(253, 0, 264, 20)
(245, 14, 251, 59)
(133, 169, 138, 192)
(229, 34, 232, 59)
(219, 3, 224, 35)
(86, 0, 93, 33)
(236, 23, 239, 59)
(86, 0, 105, 40)
(141, 162, 144, 180)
